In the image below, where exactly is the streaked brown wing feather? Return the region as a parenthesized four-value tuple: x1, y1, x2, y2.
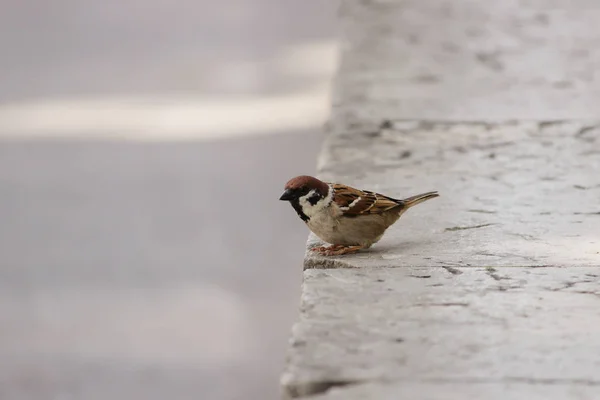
(331, 183, 402, 216)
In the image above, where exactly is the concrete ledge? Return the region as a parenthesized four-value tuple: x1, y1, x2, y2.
(281, 0, 600, 398)
(282, 267, 600, 398)
(289, 379, 600, 400)
(284, 120, 600, 398)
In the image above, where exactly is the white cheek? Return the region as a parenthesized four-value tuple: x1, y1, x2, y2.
(299, 187, 333, 218)
(298, 191, 320, 218)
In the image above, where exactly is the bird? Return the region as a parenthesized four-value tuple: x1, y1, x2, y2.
(279, 175, 439, 256)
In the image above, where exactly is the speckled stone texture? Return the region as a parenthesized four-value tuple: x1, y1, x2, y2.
(332, 0, 600, 131)
(281, 0, 600, 398)
(306, 120, 600, 270)
(282, 268, 600, 398)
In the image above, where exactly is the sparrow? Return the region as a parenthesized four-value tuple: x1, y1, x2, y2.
(279, 175, 439, 256)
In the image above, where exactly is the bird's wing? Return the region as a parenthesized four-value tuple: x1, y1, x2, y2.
(331, 183, 402, 216)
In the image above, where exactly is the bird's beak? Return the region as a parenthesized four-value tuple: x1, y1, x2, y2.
(279, 189, 294, 201)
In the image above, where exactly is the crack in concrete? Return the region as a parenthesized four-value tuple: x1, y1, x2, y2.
(544, 279, 596, 292)
(477, 252, 500, 257)
(287, 375, 600, 397)
(414, 376, 600, 386)
(559, 279, 591, 288)
(507, 232, 538, 240)
(573, 291, 600, 299)
(471, 140, 515, 150)
(575, 125, 599, 137)
(442, 266, 463, 275)
(574, 184, 600, 190)
(413, 302, 470, 307)
(538, 120, 566, 129)
(467, 209, 497, 214)
(445, 223, 496, 232)
(485, 267, 509, 281)
(284, 378, 363, 398)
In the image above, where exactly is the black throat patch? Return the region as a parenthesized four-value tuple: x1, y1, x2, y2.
(290, 199, 309, 222)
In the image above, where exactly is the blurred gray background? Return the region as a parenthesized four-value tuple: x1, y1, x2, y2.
(0, 1, 339, 399)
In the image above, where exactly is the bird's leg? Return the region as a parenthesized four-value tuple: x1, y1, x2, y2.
(315, 245, 363, 256)
(327, 245, 363, 256)
(311, 244, 344, 254)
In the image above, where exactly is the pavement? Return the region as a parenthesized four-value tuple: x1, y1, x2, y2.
(0, 1, 339, 400)
(282, 1, 600, 399)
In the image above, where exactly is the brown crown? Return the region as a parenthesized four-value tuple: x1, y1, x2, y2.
(284, 175, 329, 195)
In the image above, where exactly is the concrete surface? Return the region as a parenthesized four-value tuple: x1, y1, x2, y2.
(333, 0, 600, 130)
(300, 380, 600, 400)
(282, 0, 600, 398)
(283, 267, 600, 398)
(0, 1, 339, 400)
(306, 120, 600, 269)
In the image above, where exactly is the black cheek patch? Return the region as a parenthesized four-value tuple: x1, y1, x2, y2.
(307, 193, 321, 206)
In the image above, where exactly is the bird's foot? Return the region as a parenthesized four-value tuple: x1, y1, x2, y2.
(311, 244, 363, 256)
(311, 244, 342, 254)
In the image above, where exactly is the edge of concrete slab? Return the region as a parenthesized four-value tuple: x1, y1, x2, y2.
(279, 119, 600, 399)
(281, 265, 600, 399)
(280, 0, 600, 395)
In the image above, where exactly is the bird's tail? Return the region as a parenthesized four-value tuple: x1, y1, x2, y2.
(401, 191, 439, 208)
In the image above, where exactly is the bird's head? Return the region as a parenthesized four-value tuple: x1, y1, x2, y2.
(279, 175, 331, 221)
